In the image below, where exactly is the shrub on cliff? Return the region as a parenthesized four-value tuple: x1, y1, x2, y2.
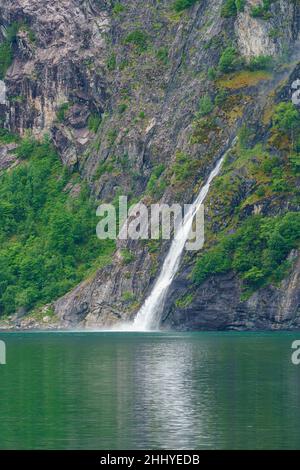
(221, 0, 245, 18)
(272, 102, 299, 136)
(250, 0, 273, 19)
(248, 55, 273, 71)
(218, 47, 240, 73)
(193, 213, 300, 292)
(221, 0, 237, 17)
(147, 164, 166, 197)
(124, 30, 148, 52)
(198, 95, 214, 117)
(173, 0, 199, 13)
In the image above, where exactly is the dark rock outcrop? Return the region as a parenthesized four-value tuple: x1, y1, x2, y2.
(162, 251, 300, 331)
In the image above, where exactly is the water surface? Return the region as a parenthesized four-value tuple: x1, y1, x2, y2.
(0, 331, 300, 449)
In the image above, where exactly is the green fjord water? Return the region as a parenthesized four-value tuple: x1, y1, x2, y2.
(0, 331, 300, 450)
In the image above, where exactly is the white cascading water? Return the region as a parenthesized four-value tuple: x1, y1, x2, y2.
(132, 142, 236, 331)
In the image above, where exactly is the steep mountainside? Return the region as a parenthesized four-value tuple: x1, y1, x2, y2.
(0, 0, 300, 329)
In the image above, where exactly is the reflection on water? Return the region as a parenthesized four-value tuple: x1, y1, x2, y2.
(0, 332, 300, 449)
(132, 338, 215, 449)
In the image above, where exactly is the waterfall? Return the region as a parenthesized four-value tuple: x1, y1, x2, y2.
(132, 141, 236, 331)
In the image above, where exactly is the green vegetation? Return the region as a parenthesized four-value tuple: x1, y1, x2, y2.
(0, 22, 20, 79)
(175, 293, 194, 308)
(238, 124, 253, 149)
(173, 0, 199, 13)
(235, 0, 246, 11)
(107, 53, 117, 71)
(272, 102, 299, 137)
(217, 70, 272, 89)
(215, 88, 228, 106)
(268, 28, 280, 39)
(221, 0, 245, 18)
(289, 154, 300, 175)
(124, 30, 149, 52)
(218, 47, 239, 73)
(172, 152, 196, 182)
(204, 36, 223, 52)
(207, 67, 217, 81)
(221, 0, 237, 17)
(156, 47, 169, 65)
(250, 0, 273, 19)
(218, 48, 272, 77)
(0, 22, 36, 79)
(94, 158, 116, 179)
(88, 113, 102, 133)
(9, 95, 25, 104)
(248, 55, 273, 71)
(191, 116, 218, 144)
(0, 21, 37, 79)
(113, 2, 125, 15)
(122, 291, 136, 303)
(147, 164, 166, 197)
(107, 129, 118, 146)
(197, 95, 214, 117)
(192, 96, 300, 296)
(0, 128, 20, 145)
(118, 103, 128, 114)
(0, 135, 115, 316)
(193, 213, 300, 293)
(121, 249, 135, 265)
(212, 142, 291, 217)
(56, 102, 70, 123)
(20, 24, 36, 44)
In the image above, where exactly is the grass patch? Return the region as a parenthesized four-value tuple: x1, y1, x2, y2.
(113, 3, 125, 15)
(175, 293, 194, 308)
(122, 291, 136, 303)
(0, 128, 20, 144)
(88, 113, 102, 133)
(124, 30, 149, 52)
(217, 70, 272, 89)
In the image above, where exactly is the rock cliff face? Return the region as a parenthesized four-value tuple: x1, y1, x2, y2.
(0, 0, 111, 166)
(235, 0, 297, 57)
(1, 0, 300, 330)
(162, 250, 300, 331)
